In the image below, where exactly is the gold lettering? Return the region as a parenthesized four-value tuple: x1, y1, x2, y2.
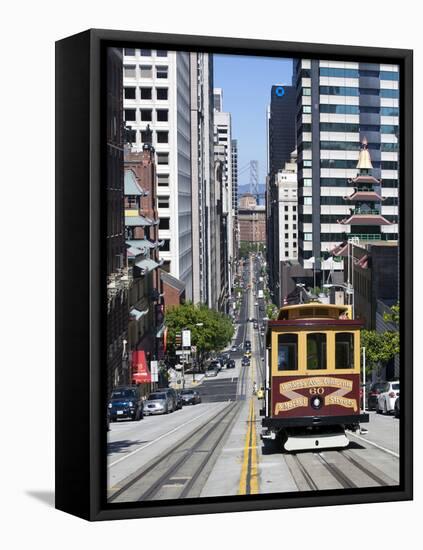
(280, 377, 352, 393)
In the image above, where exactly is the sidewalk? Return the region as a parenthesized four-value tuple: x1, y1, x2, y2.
(169, 372, 206, 390)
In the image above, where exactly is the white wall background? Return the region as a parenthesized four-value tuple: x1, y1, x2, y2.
(0, 1, 420, 547)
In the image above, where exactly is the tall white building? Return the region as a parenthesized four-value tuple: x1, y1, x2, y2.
(295, 59, 399, 279)
(213, 88, 234, 310)
(276, 150, 298, 261)
(190, 52, 216, 308)
(122, 47, 193, 299)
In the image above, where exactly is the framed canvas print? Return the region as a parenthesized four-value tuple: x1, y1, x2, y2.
(55, 29, 413, 521)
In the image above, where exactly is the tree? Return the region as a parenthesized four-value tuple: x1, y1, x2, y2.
(165, 302, 234, 364)
(361, 329, 399, 378)
(383, 302, 399, 325)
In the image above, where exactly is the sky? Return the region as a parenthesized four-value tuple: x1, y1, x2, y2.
(213, 54, 293, 187)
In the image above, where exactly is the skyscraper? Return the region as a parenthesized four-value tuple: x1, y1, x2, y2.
(267, 84, 297, 181)
(295, 59, 399, 280)
(122, 48, 193, 299)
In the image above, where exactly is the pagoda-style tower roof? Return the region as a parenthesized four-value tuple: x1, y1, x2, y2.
(338, 213, 392, 226)
(356, 137, 373, 170)
(344, 190, 385, 202)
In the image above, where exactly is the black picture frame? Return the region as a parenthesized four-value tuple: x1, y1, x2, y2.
(55, 28, 413, 521)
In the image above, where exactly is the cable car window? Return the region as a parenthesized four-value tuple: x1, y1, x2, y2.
(277, 334, 298, 371)
(335, 332, 354, 369)
(307, 333, 327, 370)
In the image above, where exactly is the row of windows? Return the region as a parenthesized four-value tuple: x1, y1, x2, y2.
(319, 86, 399, 98)
(124, 108, 168, 122)
(320, 159, 398, 169)
(318, 67, 398, 80)
(318, 104, 399, 117)
(124, 87, 168, 100)
(124, 48, 168, 57)
(124, 65, 168, 79)
(277, 332, 354, 371)
(298, 177, 397, 189)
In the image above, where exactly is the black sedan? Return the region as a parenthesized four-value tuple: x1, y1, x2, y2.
(180, 389, 202, 405)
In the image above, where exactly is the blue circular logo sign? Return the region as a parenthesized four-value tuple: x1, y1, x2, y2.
(275, 86, 285, 97)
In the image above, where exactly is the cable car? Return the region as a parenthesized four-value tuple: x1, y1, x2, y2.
(261, 303, 369, 451)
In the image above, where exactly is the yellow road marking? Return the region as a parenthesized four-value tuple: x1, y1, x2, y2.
(238, 326, 260, 495)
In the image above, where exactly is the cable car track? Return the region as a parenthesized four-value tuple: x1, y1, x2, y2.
(287, 449, 393, 491)
(108, 401, 240, 503)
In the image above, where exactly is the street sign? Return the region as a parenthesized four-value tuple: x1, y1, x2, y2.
(182, 329, 191, 349)
(150, 360, 158, 383)
(191, 345, 197, 353)
(175, 350, 187, 355)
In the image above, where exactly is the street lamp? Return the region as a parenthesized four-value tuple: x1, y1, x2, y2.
(193, 323, 204, 382)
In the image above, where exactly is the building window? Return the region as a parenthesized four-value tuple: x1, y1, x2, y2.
(302, 88, 311, 96)
(161, 239, 170, 251)
(293, 206, 297, 211)
(285, 233, 289, 239)
(285, 224, 289, 230)
(156, 109, 168, 122)
(157, 131, 168, 144)
(156, 66, 168, 79)
(293, 233, 297, 239)
(285, 242, 289, 248)
(303, 105, 312, 113)
(303, 161, 312, 168)
(156, 88, 168, 100)
(158, 196, 170, 208)
(293, 215, 297, 221)
(293, 242, 297, 248)
(307, 333, 327, 370)
(140, 65, 153, 78)
(124, 109, 136, 122)
(124, 48, 136, 56)
(159, 217, 170, 229)
(304, 197, 312, 205)
(304, 178, 312, 187)
(277, 334, 298, 371)
(293, 224, 297, 230)
(335, 333, 354, 369)
(124, 65, 136, 78)
(285, 215, 288, 221)
(140, 49, 152, 56)
(284, 206, 289, 211)
(141, 109, 152, 121)
(124, 87, 136, 100)
(157, 174, 169, 186)
(156, 50, 168, 57)
(285, 251, 289, 257)
(157, 153, 169, 165)
(304, 233, 312, 241)
(140, 87, 152, 100)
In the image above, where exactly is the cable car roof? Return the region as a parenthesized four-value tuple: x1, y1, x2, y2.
(277, 302, 352, 321)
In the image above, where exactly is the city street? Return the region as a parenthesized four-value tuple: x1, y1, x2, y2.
(107, 255, 400, 501)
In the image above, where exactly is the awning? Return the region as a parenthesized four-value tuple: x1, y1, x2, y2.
(129, 307, 149, 321)
(125, 215, 154, 226)
(135, 258, 160, 273)
(131, 350, 151, 383)
(124, 170, 143, 195)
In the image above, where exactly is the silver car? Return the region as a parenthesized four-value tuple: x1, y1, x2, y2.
(143, 392, 172, 415)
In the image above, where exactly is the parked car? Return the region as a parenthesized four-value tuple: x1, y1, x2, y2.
(230, 345, 238, 353)
(205, 365, 218, 377)
(242, 356, 250, 367)
(175, 391, 184, 410)
(180, 389, 202, 405)
(210, 359, 222, 372)
(394, 395, 400, 418)
(108, 385, 144, 422)
(226, 359, 236, 369)
(376, 381, 400, 414)
(367, 382, 389, 410)
(157, 387, 178, 411)
(144, 392, 172, 415)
